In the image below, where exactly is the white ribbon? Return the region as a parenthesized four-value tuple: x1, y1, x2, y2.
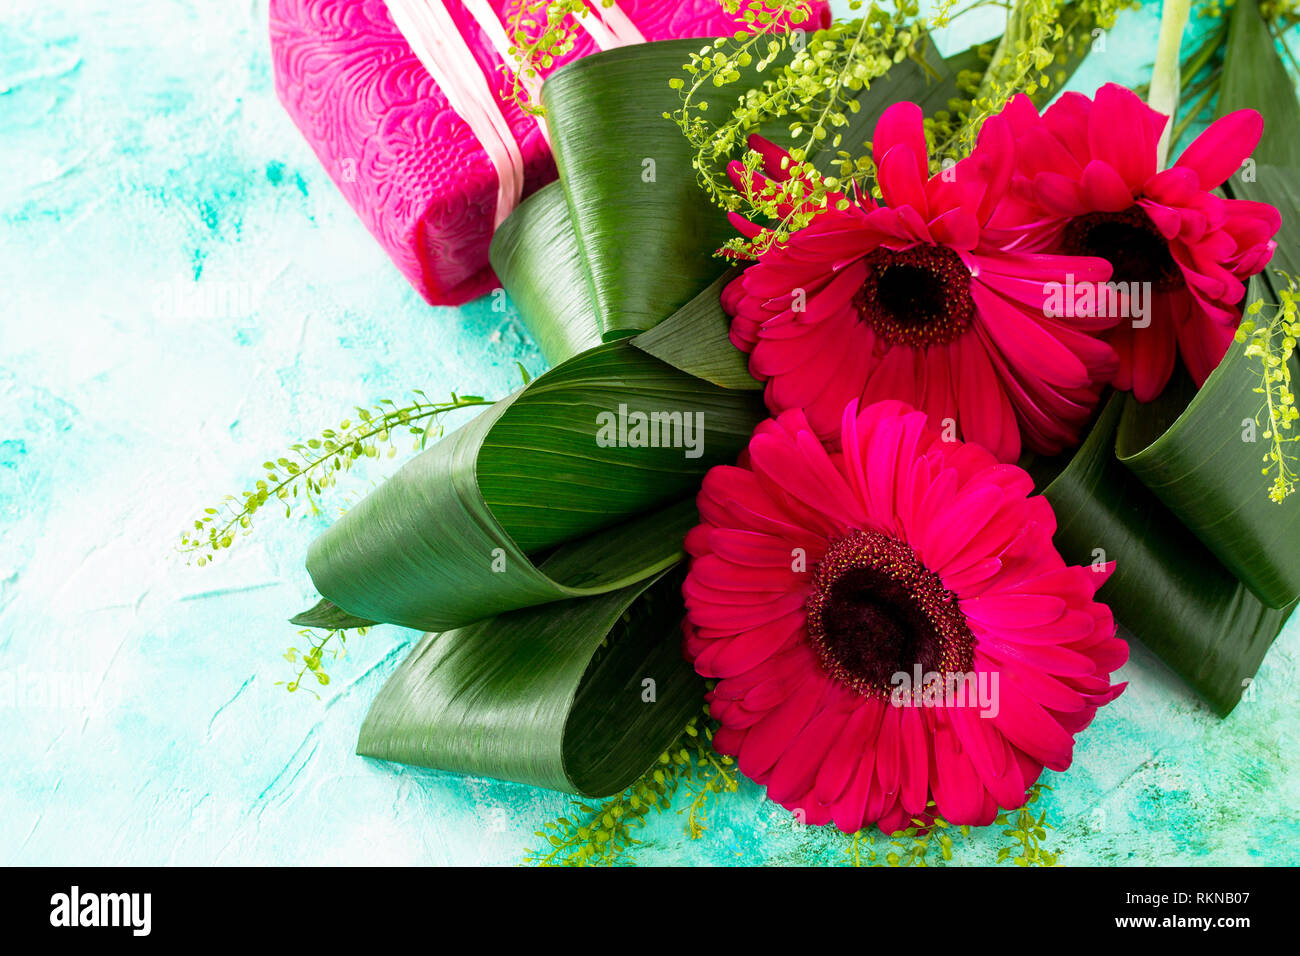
(383, 0, 526, 228)
(580, 1, 645, 47)
(460, 0, 549, 145)
(383, 0, 643, 228)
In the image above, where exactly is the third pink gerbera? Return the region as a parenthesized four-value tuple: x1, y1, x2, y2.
(996, 83, 1280, 400)
(683, 400, 1127, 833)
(721, 102, 1120, 463)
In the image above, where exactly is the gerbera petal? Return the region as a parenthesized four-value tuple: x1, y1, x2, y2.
(1033, 171, 1089, 216)
(899, 704, 930, 814)
(970, 282, 1091, 389)
(831, 752, 877, 833)
(952, 704, 1027, 810)
(1088, 83, 1159, 191)
(954, 336, 1020, 463)
(738, 675, 826, 778)
(767, 707, 850, 804)
(962, 592, 1068, 629)
(1174, 109, 1263, 191)
(748, 430, 867, 528)
(992, 689, 1076, 772)
(816, 698, 884, 805)
(930, 723, 985, 823)
(877, 142, 930, 217)
(861, 344, 925, 409)
(1042, 91, 1094, 165)
(872, 101, 930, 185)
(1079, 159, 1136, 211)
(1126, 304, 1179, 402)
(874, 704, 902, 797)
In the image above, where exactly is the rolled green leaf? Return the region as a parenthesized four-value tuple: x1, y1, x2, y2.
(1036, 393, 1295, 716)
(631, 270, 760, 391)
(358, 566, 701, 797)
(488, 181, 603, 367)
(292, 598, 374, 631)
(1116, 333, 1300, 609)
(1215, 0, 1300, 169)
(541, 38, 761, 341)
(299, 338, 764, 631)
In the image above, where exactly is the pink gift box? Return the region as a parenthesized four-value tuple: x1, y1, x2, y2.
(269, 0, 830, 306)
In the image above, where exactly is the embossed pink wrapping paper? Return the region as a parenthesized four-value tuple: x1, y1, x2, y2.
(269, 0, 830, 306)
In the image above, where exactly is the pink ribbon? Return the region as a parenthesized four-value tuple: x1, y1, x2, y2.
(383, 0, 642, 229)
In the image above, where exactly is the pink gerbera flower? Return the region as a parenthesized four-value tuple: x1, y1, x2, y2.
(721, 102, 1121, 463)
(996, 83, 1280, 400)
(682, 401, 1127, 833)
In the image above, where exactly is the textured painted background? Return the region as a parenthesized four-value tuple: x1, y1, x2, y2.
(2, 0, 1296, 866)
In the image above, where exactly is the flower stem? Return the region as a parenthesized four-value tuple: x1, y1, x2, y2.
(1149, 0, 1192, 169)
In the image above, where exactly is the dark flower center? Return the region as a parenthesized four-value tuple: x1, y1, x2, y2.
(854, 244, 976, 349)
(1060, 205, 1181, 291)
(805, 530, 975, 697)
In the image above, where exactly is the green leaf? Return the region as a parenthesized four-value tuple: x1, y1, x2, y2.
(630, 270, 759, 390)
(1214, 0, 1300, 169)
(357, 566, 701, 797)
(1115, 326, 1300, 609)
(489, 181, 603, 367)
(291, 598, 375, 631)
(543, 38, 741, 340)
(299, 338, 763, 631)
(1034, 392, 1295, 716)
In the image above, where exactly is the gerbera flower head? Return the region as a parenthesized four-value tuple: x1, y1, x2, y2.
(721, 101, 1121, 464)
(996, 82, 1281, 400)
(682, 401, 1127, 833)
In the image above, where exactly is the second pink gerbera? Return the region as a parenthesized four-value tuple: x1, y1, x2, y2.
(722, 102, 1121, 463)
(995, 83, 1280, 400)
(683, 401, 1127, 833)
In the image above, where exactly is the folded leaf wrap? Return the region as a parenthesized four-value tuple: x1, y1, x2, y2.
(357, 566, 702, 796)
(1038, 392, 1296, 717)
(302, 340, 763, 632)
(1116, 330, 1300, 611)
